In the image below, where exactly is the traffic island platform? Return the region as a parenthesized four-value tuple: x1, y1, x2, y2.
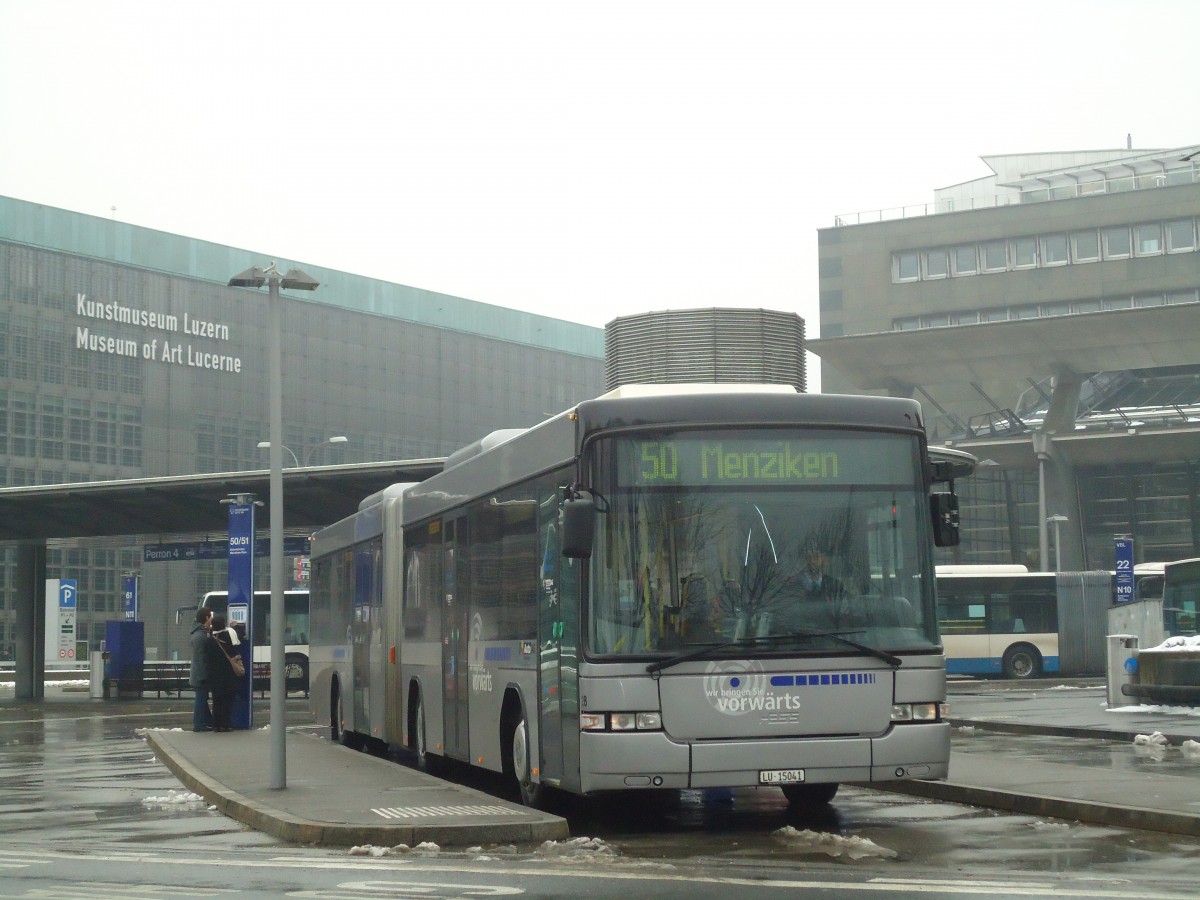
(868, 684, 1200, 837)
(146, 727, 569, 848)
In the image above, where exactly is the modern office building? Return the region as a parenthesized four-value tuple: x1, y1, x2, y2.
(0, 195, 606, 661)
(812, 145, 1200, 571)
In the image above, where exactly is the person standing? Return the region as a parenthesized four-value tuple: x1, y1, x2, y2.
(205, 614, 242, 732)
(188, 607, 214, 732)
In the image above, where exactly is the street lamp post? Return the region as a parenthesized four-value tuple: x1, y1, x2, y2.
(256, 435, 346, 468)
(303, 434, 347, 466)
(1047, 514, 1069, 572)
(257, 441, 299, 467)
(229, 262, 318, 790)
(1033, 432, 1052, 572)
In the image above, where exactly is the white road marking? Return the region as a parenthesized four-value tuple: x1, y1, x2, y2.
(0, 848, 1189, 898)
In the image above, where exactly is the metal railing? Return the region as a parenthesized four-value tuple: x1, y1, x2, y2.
(833, 169, 1200, 227)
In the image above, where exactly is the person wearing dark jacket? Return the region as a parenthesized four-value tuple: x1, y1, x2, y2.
(188, 607, 214, 732)
(205, 614, 242, 732)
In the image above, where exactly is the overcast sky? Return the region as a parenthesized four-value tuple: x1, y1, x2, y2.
(3, 0, 1199, 354)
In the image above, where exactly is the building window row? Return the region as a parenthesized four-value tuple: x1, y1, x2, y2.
(893, 288, 1200, 331)
(893, 217, 1199, 282)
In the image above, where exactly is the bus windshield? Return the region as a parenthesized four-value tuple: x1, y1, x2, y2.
(202, 590, 310, 649)
(587, 428, 937, 658)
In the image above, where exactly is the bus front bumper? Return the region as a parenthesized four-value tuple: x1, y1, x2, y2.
(577, 721, 949, 793)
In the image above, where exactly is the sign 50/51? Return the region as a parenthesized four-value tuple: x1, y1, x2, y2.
(229, 536, 251, 547)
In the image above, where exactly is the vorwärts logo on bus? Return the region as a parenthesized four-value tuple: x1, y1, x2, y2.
(703, 660, 796, 717)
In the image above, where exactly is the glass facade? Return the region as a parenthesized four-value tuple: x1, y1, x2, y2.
(0, 233, 605, 662)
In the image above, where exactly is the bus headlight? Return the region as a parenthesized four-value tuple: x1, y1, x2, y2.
(911, 702, 940, 721)
(891, 703, 941, 722)
(580, 712, 607, 731)
(636, 712, 662, 730)
(579, 711, 663, 732)
(611, 713, 637, 730)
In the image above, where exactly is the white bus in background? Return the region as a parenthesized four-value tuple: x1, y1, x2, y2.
(199, 589, 310, 692)
(936, 565, 1112, 679)
(935, 566, 1059, 679)
(310, 385, 972, 808)
(1162, 558, 1200, 637)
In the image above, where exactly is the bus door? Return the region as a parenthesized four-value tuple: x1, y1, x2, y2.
(441, 516, 470, 760)
(352, 546, 376, 731)
(536, 490, 579, 787)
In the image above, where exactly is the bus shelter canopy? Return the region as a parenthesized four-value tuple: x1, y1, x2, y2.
(0, 459, 445, 542)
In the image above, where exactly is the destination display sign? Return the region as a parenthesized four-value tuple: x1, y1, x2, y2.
(143, 536, 311, 562)
(620, 433, 915, 487)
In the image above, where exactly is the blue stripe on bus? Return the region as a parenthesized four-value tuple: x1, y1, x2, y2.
(767, 673, 876, 687)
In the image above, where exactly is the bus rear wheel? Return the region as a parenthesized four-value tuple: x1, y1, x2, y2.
(1002, 644, 1042, 679)
(330, 682, 344, 743)
(333, 680, 363, 750)
(781, 782, 839, 806)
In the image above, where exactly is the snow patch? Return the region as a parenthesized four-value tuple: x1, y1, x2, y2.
(1145, 635, 1200, 652)
(1133, 731, 1169, 747)
(537, 837, 617, 859)
(1108, 703, 1200, 717)
(349, 842, 441, 857)
(772, 827, 897, 859)
(141, 789, 207, 807)
(1029, 820, 1071, 832)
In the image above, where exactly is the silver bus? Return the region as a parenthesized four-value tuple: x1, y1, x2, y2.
(309, 385, 970, 807)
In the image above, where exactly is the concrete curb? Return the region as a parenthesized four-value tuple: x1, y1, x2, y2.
(145, 731, 568, 847)
(870, 778, 1200, 838)
(147, 731, 338, 845)
(946, 716, 1199, 746)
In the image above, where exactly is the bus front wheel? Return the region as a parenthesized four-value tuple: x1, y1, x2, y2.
(503, 700, 546, 809)
(1002, 644, 1042, 679)
(410, 689, 444, 775)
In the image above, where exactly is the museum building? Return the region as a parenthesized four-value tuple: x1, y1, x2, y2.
(0, 195, 607, 660)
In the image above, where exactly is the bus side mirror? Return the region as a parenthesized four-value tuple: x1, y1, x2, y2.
(561, 494, 596, 559)
(931, 492, 961, 547)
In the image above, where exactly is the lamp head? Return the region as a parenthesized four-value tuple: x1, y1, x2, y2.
(228, 266, 267, 288)
(280, 267, 319, 291)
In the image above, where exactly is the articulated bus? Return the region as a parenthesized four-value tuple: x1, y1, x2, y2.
(935, 565, 1114, 678)
(309, 385, 971, 807)
(934, 567, 1058, 678)
(199, 589, 311, 691)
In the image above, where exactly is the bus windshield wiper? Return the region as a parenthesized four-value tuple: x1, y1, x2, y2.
(646, 630, 901, 675)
